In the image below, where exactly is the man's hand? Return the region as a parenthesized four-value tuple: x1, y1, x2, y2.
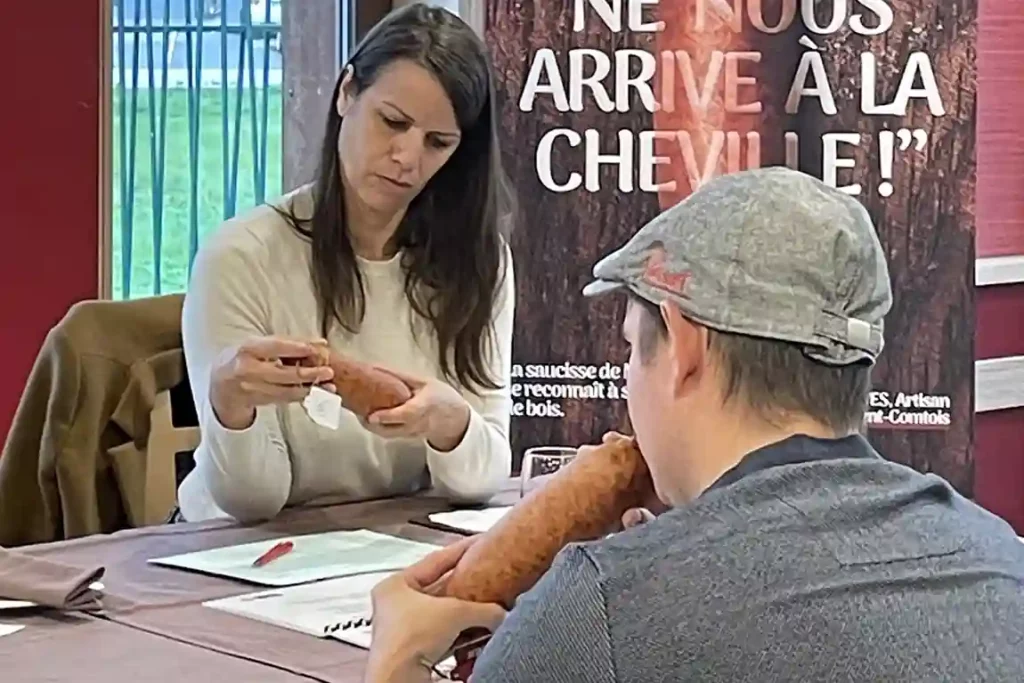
(364, 537, 506, 682)
(620, 507, 656, 529)
(587, 431, 667, 534)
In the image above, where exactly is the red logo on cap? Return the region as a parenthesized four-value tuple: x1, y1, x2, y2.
(642, 245, 690, 296)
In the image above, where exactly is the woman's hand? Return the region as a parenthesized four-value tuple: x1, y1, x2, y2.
(209, 337, 334, 430)
(363, 367, 471, 452)
(365, 537, 506, 682)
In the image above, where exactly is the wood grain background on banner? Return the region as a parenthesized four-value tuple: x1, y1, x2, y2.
(485, 1, 658, 456)
(486, 0, 976, 494)
(787, 1, 977, 494)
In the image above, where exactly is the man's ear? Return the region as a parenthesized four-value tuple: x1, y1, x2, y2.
(660, 301, 707, 399)
(335, 66, 356, 117)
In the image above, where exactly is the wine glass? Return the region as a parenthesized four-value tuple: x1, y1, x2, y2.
(519, 446, 577, 498)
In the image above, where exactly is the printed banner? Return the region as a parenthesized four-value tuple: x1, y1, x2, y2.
(486, 0, 977, 492)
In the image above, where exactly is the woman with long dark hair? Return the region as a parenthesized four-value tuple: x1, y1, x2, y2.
(176, 3, 515, 522)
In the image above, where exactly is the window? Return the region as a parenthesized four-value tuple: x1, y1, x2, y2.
(109, 0, 336, 299)
(107, 1, 478, 300)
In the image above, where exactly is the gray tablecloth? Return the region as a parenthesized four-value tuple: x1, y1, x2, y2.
(0, 491, 488, 683)
(2, 614, 314, 683)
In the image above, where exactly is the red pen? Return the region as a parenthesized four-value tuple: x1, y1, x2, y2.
(252, 540, 294, 568)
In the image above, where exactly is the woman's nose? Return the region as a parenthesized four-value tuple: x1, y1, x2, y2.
(390, 130, 426, 172)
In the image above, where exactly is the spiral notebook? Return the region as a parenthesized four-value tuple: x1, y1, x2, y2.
(202, 571, 390, 648)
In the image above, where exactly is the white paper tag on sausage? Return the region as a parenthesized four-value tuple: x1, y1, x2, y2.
(303, 386, 342, 429)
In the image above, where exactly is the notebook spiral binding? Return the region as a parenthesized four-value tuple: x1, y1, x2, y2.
(319, 615, 468, 681)
(323, 616, 372, 635)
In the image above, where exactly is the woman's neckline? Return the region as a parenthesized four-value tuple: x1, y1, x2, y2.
(355, 250, 403, 274)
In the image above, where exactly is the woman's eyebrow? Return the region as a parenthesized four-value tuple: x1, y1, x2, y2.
(381, 99, 460, 138)
(380, 100, 413, 121)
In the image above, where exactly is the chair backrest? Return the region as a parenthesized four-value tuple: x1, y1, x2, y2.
(1, 294, 200, 542)
(142, 389, 201, 526)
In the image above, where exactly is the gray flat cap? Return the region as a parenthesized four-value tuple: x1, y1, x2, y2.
(583, 167, 893, 365)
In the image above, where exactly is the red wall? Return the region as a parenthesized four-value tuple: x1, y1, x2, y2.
(973, 0, 1024, 532)
(977, 0, 1024, 258)
(0, 2, 102, 440)
(974, 283, 1024, 529)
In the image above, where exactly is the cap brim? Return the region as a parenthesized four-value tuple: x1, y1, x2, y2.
(582, 279, 624, 298)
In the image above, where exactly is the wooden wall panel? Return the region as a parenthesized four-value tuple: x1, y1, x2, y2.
(977, 0, 1024, 257)
(975, 0, 1024, 533)
(977, 284, 1024, 360)
(282, 0, 339, 190)
(975, 408, 1024, 531)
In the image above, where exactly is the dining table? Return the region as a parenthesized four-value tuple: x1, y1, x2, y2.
(0, 487, 513, 682)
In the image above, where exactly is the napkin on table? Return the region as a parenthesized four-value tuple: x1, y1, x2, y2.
(0, 547, 104, 611)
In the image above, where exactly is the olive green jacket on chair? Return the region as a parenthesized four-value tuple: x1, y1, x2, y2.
(0, 294, 197, 547)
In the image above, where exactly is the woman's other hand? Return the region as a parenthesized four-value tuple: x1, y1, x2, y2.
(363, 367, 471, 452)
(210, 337, 334, 430)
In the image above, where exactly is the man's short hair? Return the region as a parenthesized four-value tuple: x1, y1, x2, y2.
(631, 295, 871, 434)
(584, 169, 891, 434)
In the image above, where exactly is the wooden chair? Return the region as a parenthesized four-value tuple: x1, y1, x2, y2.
(108, 368, 200, 528)
(141, 389, 201, 525)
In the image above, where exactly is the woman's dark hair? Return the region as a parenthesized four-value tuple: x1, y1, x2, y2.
(276, 3, 514, 391)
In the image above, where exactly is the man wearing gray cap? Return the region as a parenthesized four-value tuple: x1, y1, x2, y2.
(363, 167, 1024, 682)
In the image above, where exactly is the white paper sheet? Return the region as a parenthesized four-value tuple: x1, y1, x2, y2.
(203, 570, 392, 638)
(204, 572, 457, 677)
(427, 506, 512, 534)
(0, 624, 25, 638)
(149, 530, 439, 586)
